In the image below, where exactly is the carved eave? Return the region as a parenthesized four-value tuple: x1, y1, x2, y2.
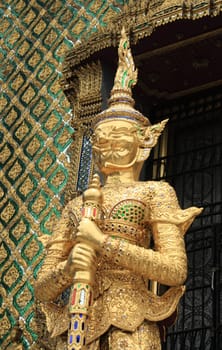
(61, 0, 222, 92)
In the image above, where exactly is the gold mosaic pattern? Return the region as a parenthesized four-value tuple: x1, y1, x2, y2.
(0, 2, 126, 349)
(62, 0, 222, 74)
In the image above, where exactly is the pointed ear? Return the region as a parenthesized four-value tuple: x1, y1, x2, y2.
(136, 119, 168, 162)
(142, 118, 168, 148)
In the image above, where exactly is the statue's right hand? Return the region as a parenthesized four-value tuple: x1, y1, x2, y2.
(64, 242, 97, 276)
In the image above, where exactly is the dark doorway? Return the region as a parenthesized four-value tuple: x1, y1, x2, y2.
(132, 15, 222, 350)
(144, 87, 222, 350)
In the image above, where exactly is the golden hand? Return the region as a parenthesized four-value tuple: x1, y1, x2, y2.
(77, 218, 107, 251)
(64, 242, 97, 276)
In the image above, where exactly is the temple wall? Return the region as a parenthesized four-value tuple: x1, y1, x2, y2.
(0, 1, 125, 348)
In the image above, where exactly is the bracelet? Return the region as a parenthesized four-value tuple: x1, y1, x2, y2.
(101, 235, 119, 258)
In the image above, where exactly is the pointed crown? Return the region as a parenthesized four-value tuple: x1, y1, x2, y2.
(92, 28, 168, 155)
(94, 27, 150, 127)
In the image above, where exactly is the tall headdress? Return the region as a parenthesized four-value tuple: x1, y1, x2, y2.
(94, 27, 149, 126)
(94, 28, 167, 152)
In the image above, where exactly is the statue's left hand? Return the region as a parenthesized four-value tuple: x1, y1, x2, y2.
(77, 218, 107, 252)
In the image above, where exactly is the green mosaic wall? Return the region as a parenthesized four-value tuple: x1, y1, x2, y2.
(0, 1, 126, 348)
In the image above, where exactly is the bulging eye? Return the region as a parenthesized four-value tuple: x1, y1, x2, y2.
(97, 137, 107, 145)
(92, 134, 108, 146)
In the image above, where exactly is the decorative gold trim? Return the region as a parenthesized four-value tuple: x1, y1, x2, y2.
(61, 0, 222, 85)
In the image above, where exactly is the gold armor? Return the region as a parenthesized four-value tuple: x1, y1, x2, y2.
(35, 28, 202, 349)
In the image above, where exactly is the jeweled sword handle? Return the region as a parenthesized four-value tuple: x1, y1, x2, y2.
(68, 174, 103, 350)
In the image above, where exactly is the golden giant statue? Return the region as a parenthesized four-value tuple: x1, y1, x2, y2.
(35, 28, 202, 350)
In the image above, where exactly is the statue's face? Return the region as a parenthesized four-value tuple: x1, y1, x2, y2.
(92, 120, 139, 174)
